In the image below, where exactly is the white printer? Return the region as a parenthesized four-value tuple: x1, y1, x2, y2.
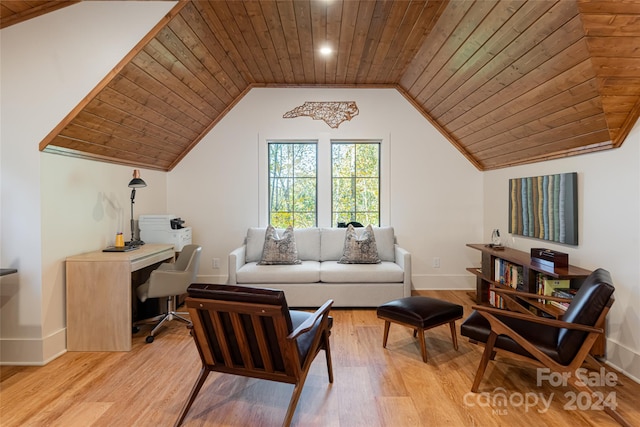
(139, 214, 192, 251)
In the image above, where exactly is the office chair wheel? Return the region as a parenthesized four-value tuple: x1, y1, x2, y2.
(132, 326, 140, 334)
(145, 335, 154, 343)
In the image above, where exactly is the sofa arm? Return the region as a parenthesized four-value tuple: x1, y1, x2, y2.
(228, 245, 246, 284)
(395, 245, 412, 297)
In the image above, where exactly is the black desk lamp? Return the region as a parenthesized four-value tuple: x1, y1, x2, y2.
(128, 169, 147, 247)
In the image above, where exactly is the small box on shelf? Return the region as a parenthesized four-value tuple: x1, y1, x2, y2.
(530, 248, 568, 269)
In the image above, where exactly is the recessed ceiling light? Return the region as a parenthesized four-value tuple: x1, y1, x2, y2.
(320, 46, 332, 56)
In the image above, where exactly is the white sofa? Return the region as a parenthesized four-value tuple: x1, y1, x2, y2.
(228, 226, 411, 307)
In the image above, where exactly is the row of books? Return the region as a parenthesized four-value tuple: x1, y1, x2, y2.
(549, 287, 578, 311)
(488, 287, 506, 308)
(495, 259, 525, 290)
(488, 259, 525, 308)
(487, 259, 577, 311)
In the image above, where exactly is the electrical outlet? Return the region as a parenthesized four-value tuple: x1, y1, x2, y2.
(433, 257, 441, 268)
(212, 258, 220, 269)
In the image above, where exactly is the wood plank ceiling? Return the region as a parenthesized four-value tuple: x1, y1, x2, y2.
(3, 0, 640, 171)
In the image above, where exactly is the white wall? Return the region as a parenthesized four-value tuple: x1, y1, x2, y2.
(482, 124, 640, 381)
(0, 1, 174, 365)
(168, 87, 484, 289)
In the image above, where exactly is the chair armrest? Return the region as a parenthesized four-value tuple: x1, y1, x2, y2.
(288, 299, 334, 340)
(146, 269, 194, 299)
(394, 245, 412, 297)
(472, 304, 604, 334)
(492, 286, 573, 303)
(228, 245, 246, 284)
(156, 262, 176, 272)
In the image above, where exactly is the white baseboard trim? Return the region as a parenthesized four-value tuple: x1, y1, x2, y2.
(604, 338, 640, 384)
(411, 273, 475, 291)
(0, 328, 66, 366)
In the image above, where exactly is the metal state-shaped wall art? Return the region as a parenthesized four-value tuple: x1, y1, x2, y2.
(283, 101, 359, 128)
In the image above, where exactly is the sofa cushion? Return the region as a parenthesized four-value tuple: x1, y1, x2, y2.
(320, 261, 403, 283)
(248, 226, 395, 263)
(237, 261, 321, 284)
(292, 227, 321, 261)
(258, 225, 302, 265)
(246, 227, 268, 263)
(338, 224, 381, 264)
(321, 226, 395, 262)
(246, 227, 321, 262)
(320, 228, 347, 261)
(373, 226, 395, 262)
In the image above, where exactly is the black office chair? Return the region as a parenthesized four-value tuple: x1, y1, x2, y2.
(134, 244, 202, 343)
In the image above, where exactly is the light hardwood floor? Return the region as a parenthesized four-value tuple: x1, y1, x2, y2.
(1, 290, 638, 426)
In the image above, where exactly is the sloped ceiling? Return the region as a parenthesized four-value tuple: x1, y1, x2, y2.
(3, 0, 640, 171)
(0, 0, 79, 28)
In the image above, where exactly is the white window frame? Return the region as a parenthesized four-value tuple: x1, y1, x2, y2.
(259, 134, 390, 227)
(331, 139, 382, 226)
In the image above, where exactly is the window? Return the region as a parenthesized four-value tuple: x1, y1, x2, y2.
(331, 141, 380, 226)
(268, 142, 317, 228)
(265, 139, 383, 228)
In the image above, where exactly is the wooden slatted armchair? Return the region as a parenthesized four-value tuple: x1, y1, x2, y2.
(460, 268, 631, 427)
(174, 283, 333, 427)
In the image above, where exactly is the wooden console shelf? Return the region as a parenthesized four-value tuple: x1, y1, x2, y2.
(466, 243, 605, 356)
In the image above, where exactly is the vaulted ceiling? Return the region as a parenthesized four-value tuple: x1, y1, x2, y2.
(3, 0, 640, 171)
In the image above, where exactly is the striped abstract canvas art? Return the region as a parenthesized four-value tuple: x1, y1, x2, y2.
(508, 172, 578, 245)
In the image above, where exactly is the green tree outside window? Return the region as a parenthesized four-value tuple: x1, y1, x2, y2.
(332, 142, 380, 226)
(268, 142, 317, 228)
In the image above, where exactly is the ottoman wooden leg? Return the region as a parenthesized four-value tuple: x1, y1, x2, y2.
(377, 296, 463, 363)
(449, 321, 459, 351)
(382, 320, 391, 348)
(418, 328, 428, 363)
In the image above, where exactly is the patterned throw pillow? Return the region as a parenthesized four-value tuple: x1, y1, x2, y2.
(258, 225, 302, 265)
(338, 224, 381, 264)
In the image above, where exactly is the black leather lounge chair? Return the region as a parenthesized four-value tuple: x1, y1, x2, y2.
(460, 268, 631, 427)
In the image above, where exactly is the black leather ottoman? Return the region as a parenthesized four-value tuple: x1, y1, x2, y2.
(377, 296, 463, 363)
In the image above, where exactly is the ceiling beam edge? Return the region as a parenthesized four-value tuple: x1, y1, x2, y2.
(42, 146, 168, 172)
(482, 141, 614, 171)
(394, 85, 485, 171)
(166, 83, 255, 171)
(613, 99, 640, 147)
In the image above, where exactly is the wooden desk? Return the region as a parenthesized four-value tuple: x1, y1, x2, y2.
(66, 244, 174, 351)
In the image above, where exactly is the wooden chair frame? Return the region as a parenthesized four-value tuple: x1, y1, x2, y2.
(174, 296, 333, 427)
(469, 288, 631, 427)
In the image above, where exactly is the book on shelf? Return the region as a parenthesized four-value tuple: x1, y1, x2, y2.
(552, 288, 578, 299)
(549, 299, 569, 311)
(549, 288, 576, 311)
(536, 273, 570, 304)
(494, 258, 524, 290)
(489, 257, 528, 309)
(488, 288, 506, 309)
